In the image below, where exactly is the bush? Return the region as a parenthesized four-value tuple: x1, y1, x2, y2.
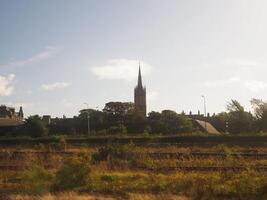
(21, 165, 54, 195)
(23, 115, 48, 137)
(54, 158, 91, 190)
(92, 144, 133, 163)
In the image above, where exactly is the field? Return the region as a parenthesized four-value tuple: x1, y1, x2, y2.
(2, 140, 267, 199)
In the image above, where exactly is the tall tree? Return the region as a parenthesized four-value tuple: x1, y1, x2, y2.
(226, 100, 253, 134)
(251, 98, 267, 131)
(103, 102, 134, 123)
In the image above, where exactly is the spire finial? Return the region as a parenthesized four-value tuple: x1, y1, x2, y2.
(138, 61, 142, 87)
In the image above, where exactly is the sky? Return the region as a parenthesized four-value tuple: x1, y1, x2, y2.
(1, 0, 267, 117)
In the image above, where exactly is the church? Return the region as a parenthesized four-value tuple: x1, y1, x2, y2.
(134, 64, 147, 118)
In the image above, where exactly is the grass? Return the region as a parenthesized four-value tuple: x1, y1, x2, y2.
(2, 144, 267, 199)
(8, 192, 188, 200)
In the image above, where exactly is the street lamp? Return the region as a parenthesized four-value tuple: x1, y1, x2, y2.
(201, 95, 207, 132)
(84, 102, 90, 136)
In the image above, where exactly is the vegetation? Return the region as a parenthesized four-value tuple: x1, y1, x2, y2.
(23, 115, 48, 137)
(2, 144, 267, 199)
(54, 158, 91, 190)
(8, 98, 267, 138)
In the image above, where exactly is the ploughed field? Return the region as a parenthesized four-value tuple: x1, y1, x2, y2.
(2, 144, 267, 199)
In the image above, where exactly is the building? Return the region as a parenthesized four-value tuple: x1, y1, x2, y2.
(0, 105, 23, 121)
(134, 64, 147, 118)
(0, 105, 24, 134)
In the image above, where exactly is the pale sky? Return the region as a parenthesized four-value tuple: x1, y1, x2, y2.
(1, 0, 267, 117)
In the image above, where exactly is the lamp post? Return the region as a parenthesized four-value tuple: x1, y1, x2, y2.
(201, 95, 207, 132)
(84, 102, 90, 136)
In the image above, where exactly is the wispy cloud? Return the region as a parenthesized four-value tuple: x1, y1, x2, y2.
(0, 74, 16, 96)
(244, 80, 267, 92)
(41, 82, 70, 91)
(91, 59, 152, 81)
(204, 77, 240, 87)
(0, 46, 60, 68)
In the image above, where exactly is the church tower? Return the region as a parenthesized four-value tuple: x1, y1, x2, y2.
(134, 64, 146, 118)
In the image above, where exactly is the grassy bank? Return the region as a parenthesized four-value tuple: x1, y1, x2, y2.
(2, 144, 267, 199)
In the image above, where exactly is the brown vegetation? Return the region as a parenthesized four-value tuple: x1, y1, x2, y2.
(1, 144, 267, 199)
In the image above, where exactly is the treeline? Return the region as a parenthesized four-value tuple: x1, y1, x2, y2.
(13, 102, 195, 137)
(210, 99, 267, 134)
(10, 98, 267, 137)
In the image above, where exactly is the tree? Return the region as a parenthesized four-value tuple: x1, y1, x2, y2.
(148, 111, 161, 121)
(103, 102, 134, 117)
(226, 100, 253, 134)
(251, 98, 267, 132)
(159, 110, 193, 134)
(209, 112, 229, 133)
(177, 114, 194, 133)
(78, 109, 105, 132)
(103, 102, 137, 132)
(24, 115, 48, 137)
(226, 100, 244, 112)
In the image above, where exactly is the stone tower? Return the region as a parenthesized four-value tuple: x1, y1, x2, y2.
(134, 64, 146, 118)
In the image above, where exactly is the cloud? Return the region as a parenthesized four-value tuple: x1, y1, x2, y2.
(244, 80, 267, 92)
(0, 74, 15, 96)
(204, 77, 240, 87)
(91, 59, 152, 81)
(41, 82, 70, 91)
(0, 46, 60, 68)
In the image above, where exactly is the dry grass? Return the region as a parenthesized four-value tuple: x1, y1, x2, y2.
(8, 192, 188, 200)
(8, 192, 115, 200)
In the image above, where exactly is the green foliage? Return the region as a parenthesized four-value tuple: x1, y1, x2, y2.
(21, 165, 53, 195)
(227, 99, 245, 112)
(85, 171, 267, 199)
(103, 102, 134, 117)
(97, 129, 107, 135)
(107, 124, 127, 135)
(54, 158, 91, 190)
(24, 115, 48, 137)
(143, 125, 151, 135)
(251, 98, 267, 132)
(158, 110, 193, 134)
(210, 100, 254, 134)
(92, 144, 134, 165)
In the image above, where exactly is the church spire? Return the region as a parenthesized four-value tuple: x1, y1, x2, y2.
(138, 62, 143, 88)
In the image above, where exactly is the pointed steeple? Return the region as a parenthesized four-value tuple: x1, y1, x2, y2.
(138, 62, 143, 88)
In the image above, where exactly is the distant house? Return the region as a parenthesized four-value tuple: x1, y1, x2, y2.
(0, 105, 24, 134)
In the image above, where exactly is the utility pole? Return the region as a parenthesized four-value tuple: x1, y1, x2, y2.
(84, 102, 90, 136)
(201, 95, 207, 132)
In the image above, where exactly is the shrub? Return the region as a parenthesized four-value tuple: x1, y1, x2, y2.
(54, 158, 91, 190)
(23, 115, 48, 137)
(21, 165, 54, 195)
(92, 144, 133, 163)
